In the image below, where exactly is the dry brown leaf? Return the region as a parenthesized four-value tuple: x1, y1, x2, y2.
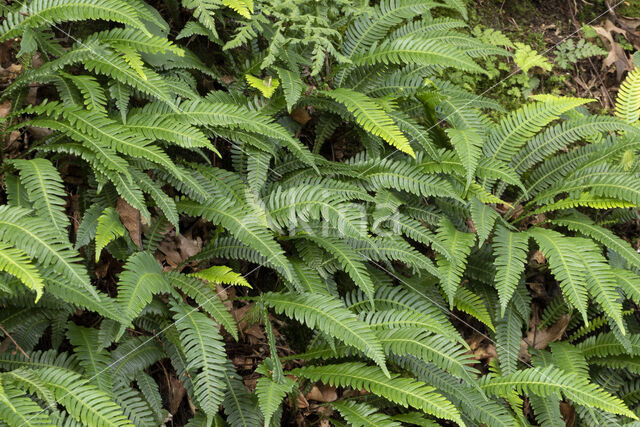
(116, 198, 142, 248)
(296, 392, 309, 409)
(168, 375, 187, 415)
(594, 19, 632, 81)
(520, 314, 571, 362)
(531, 250, 546, 265)
(306, 385, 338, 403)
(291, 107, 311, 125)
(176, 233, 202, 259)
(560, 402, 576, 427)
(0, 100, 10, 118)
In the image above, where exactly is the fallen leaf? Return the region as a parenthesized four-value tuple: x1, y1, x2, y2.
(306, 385, 338, 403)
(560, 402, 576, 427)
(296, 392, 309, 409)
(291, 107, 311, 125)
(117, 198, 142, 248)
(0, 100, 10, 118)
(594, 20, 632, 81)
(168, 375, 187, 415)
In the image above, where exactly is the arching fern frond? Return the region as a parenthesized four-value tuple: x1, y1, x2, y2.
(261, 292, 388, 376)
(291, 362, 463, 425)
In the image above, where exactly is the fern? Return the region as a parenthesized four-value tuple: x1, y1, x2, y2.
(291, 362, 463, 425)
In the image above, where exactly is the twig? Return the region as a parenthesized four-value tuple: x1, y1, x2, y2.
(0, 324, 29, 359)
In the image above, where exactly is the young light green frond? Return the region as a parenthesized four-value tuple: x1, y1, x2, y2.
(320, 88, 414, 157)
(11, 158, 69, 238)
(116, 252, 171, 322)
(192, 265, 251, 288)
(37, 366, 134, 426)
(332, 400, 402, 427)
(485, 97, 592, 162)
(435, 218, 475, 306)
(529, 227, 589, 322)
(0, 0, 149, 42)
(95, 207, 126, 262)
(480, 366, 636, 419)
(0, 243, 44, 301)
(290, 362, 463, 425)
(172, 301, 228, 418)
(615, 67, 640, 124)
(261, 292, 388, 376)
(493, 226, 529, 316)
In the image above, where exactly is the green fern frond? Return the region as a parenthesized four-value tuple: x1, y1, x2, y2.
(0, 384, 56, 427)
(0, 0, 149, 42)
(37, 366, 134, 426)
(261, 292, 388, 376)
(332, 400, 402, 427)
(291, 362, 463, 425)
(493, 226, 529, 316)
(255, 362, 296, 427)
(176, 198, 293, 281)
(321, 88, 414, 157)
(529, 227, 589, 322)
(11, 158, 69, 238)
(615, 68, 640, 124)
(0, 243, 44, 301)
(116, 252, 171, 322)
(172, 301, 228, 418)
(95, 207, 126, 262)
(436, 218, 475, 306)
(66, 324, 113, 393)
(0, 206, 95, 300)
(480, 365, 636, 418)
(485, 97, 592, 162)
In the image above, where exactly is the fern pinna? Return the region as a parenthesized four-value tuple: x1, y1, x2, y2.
(0, 0, 639, 425)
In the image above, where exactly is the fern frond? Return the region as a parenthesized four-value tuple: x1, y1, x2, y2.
(332, 400, 402, 427)
(493, 226, 529, 316)
(94, 207, 126, 262)
(255, 362, 296, 427)
(116, 252, 171, 322)
(529, 227, 589, 322)
(37, 366, 134, 426)
(0, 0, 148, 42)
(291, 362, 463, 425)
(0, 206, 94, 299)
(261, 292, 388, 376)
(66, 324, 113, 393)
(435, 218, 475, 306)
(480, 366, 636, 418)
(321, 88, 414, 157)
(485, 97, 592, 162)
(0, 243, 44, 301)
(615, 68, 640, 124)
(0, 384, 55, 427)
(222, 362, 263, 427)
(11, 158, 69, 238)
(176, 198, 293, 281)
(172, 301, 228, 418)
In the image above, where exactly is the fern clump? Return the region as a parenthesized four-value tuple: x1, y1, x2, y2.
(0, 0, 640, 425)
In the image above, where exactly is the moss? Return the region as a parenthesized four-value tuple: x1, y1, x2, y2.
(618, 0, 640, 17)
